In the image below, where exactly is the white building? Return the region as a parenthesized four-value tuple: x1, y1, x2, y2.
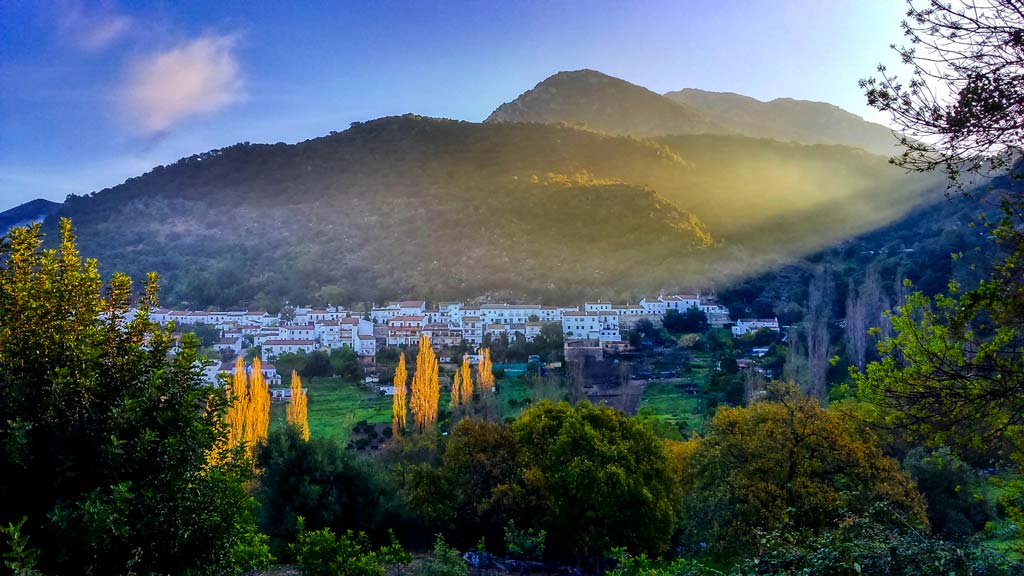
(262, 339, 316, 358)
(562, 311, 621, 343)
(731, 318, 780, 336)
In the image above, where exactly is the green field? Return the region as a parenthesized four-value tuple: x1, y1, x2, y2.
(638, 348, 713, 436)
(270, 376, 391, 442)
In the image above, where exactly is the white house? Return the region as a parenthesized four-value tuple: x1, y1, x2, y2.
(562, 311, 621, 342)
(262, 339, 316, 358)
(214, 336, 242, 356)
(731, 318, 780, 336)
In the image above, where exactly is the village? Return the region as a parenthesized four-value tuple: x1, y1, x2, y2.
(139, 294, 781, 403)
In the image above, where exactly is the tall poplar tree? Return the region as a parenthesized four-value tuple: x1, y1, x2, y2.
(478, 348, 495, 393)
(392, 353, 408, 435)
(411, 335, 439, 431)
(459, 355, 474, 405)
(286, 370, 309, 441)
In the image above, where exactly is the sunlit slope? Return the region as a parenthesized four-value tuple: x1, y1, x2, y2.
(46, 115, 933, 306)
(650, 135, 936, 255)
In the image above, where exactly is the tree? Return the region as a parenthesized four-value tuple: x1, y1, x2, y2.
(392, 353, 408, 436)
(450, 368, 462, 409)
(511, 401, 678, 560)
(860, 0, 1024, 186)
(458, 356, 474, 406)
(676, 385, 927, 556)
(302, 350, 334, 379)
(256, 426, 400, 555)
(804, 266, 834, 400)
(402, 419, 519, 549)
(856, 0, 1024, 467)
(0, 221, 262, 574)
(663, 307, 707, 333)
(477, 348, 495, 393)
(411, 336, 439, 432)
(287, 370, 310, 441)
(249, 356, 271, 452)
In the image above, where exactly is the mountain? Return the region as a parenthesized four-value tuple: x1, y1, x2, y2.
(486, 70, 899, 155)
(485, 69, 723, 136)
(0, 199, 61, 233)
(664, 88, 899, 155)
(40, 114, 931, 308)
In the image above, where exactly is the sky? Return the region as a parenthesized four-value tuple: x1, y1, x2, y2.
(0, 0, 909, 211)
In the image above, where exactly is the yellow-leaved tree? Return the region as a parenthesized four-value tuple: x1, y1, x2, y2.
(222, 356, 271, 460)
(478, 348, 495, 393)
(451, 369, 462, 409)
(286, 370, 309, 440)
(459, 355, 474, 405)
(392, 352, 408, 436)
(411, 335, 439, 431)
(248, 357, 270, 451)
(226, 356, 249, 452)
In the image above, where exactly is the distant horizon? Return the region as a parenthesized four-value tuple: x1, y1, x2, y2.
(1, 0, 906, 211)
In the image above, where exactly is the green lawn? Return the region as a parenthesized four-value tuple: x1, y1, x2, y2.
(270, 376, 391, 443)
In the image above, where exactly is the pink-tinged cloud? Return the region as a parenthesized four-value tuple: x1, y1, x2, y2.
(57, 0, 133, 52)
(122, 35, 244, 135)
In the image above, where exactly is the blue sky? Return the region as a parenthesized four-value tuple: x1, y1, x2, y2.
(0, 0, 907, 211)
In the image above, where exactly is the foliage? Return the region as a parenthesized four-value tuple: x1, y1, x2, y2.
(607, 548, 721, 576)
(1, 518, 41, 576)
(292, 521, 409, 576)
(677, 384, 927, 556)
(224, 356, 271, 461)
(477, 348, 495, 393)
(853, 284, 1024, 466)
(255, 427, 400, 556)
(287, 370, 310, 441)
(392, 352, 408, 436)
(420, 534, 466, 576)
(663, 307, 707, 334)
(735, 511, 1021, 576)
(902, 447, 996, 541)
(403, 419, 519, 549)
(0, 221, 258, 575)
(512, 401, 679, 559)
(503, 520, 545, 560)
(411, 336, 440, 432)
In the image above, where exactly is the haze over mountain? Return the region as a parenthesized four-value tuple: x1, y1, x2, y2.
(487, 70, 898, 154)
(37, 96, 932, 308)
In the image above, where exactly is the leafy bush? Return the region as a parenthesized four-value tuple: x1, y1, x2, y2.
(421, 534, 466, 576)
(737, 511, 1021, 576)
(292, 524, 384, 576)
(504, 520, 545, 560)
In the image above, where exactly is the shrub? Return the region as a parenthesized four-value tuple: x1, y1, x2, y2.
(421, 534, 466, 576)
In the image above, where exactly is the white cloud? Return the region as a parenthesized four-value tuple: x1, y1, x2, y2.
(57, 1, 133, 52)
(121, 35, 244, 135)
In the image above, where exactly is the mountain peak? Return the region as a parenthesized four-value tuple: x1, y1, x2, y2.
(485, 70, 722, 136)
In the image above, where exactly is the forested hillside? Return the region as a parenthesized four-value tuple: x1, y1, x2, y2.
(44, 114, 930, 308)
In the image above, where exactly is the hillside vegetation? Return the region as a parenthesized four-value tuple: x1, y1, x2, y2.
(47, 112, 931, 308)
